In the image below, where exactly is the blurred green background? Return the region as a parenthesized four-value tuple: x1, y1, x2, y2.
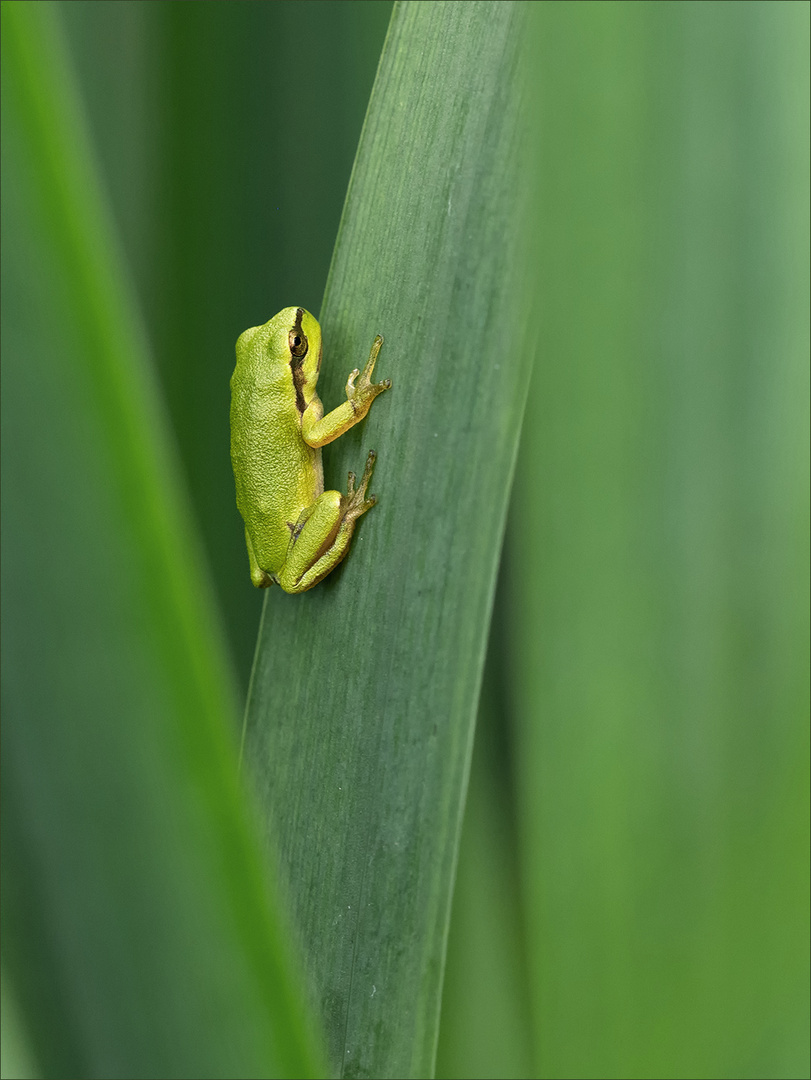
(2, 2, 808, 1078)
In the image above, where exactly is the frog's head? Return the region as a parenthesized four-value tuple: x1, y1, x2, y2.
(235, 307, 323, 388)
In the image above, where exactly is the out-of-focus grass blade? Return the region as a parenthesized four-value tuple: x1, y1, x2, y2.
(1, 3, 323, 1077)
(1, 973, 39, 1080)
(514, 3, 810, 1077)
(241, 2, 532, 1076)
(435, 625, 533, 1080)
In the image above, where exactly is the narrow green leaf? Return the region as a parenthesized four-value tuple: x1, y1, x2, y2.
(1, 3, 323, 1076)
(241, 2, 532, 1077)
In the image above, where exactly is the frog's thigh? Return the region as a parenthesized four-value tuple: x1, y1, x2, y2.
(279, 491, 355, 594)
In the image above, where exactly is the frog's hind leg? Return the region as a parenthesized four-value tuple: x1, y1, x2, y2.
(245, 528, 275, 588)
(278, 451, 379, 594)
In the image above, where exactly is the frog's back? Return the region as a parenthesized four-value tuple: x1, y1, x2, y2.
(230, 321, 322, 573)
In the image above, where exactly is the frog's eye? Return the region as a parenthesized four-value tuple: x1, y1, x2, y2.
(289, 330, 308, 360)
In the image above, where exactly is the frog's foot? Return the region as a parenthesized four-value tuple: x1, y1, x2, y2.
(344, 449, 378, 520)
(278, 451, 381, 594)
(345, 335, 391, 410)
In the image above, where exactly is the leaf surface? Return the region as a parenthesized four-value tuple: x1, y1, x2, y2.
(242, 3, 532, 1076)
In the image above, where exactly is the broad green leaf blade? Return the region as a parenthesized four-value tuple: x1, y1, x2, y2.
(514, 3, 810, 1078)
(242, 2, 532, 1077)
(0, 3, 322, 1077)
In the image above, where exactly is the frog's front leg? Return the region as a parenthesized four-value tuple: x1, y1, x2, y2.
(301, 335, 391, 448)
(278, 451, 380, 594)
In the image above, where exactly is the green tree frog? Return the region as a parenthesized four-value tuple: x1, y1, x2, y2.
(230, 307, 391, 592)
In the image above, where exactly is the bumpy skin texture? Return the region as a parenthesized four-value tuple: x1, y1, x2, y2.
(230, 307, 391, 593)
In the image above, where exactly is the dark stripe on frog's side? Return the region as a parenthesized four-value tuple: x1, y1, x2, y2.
(290, 306, 307, 415)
